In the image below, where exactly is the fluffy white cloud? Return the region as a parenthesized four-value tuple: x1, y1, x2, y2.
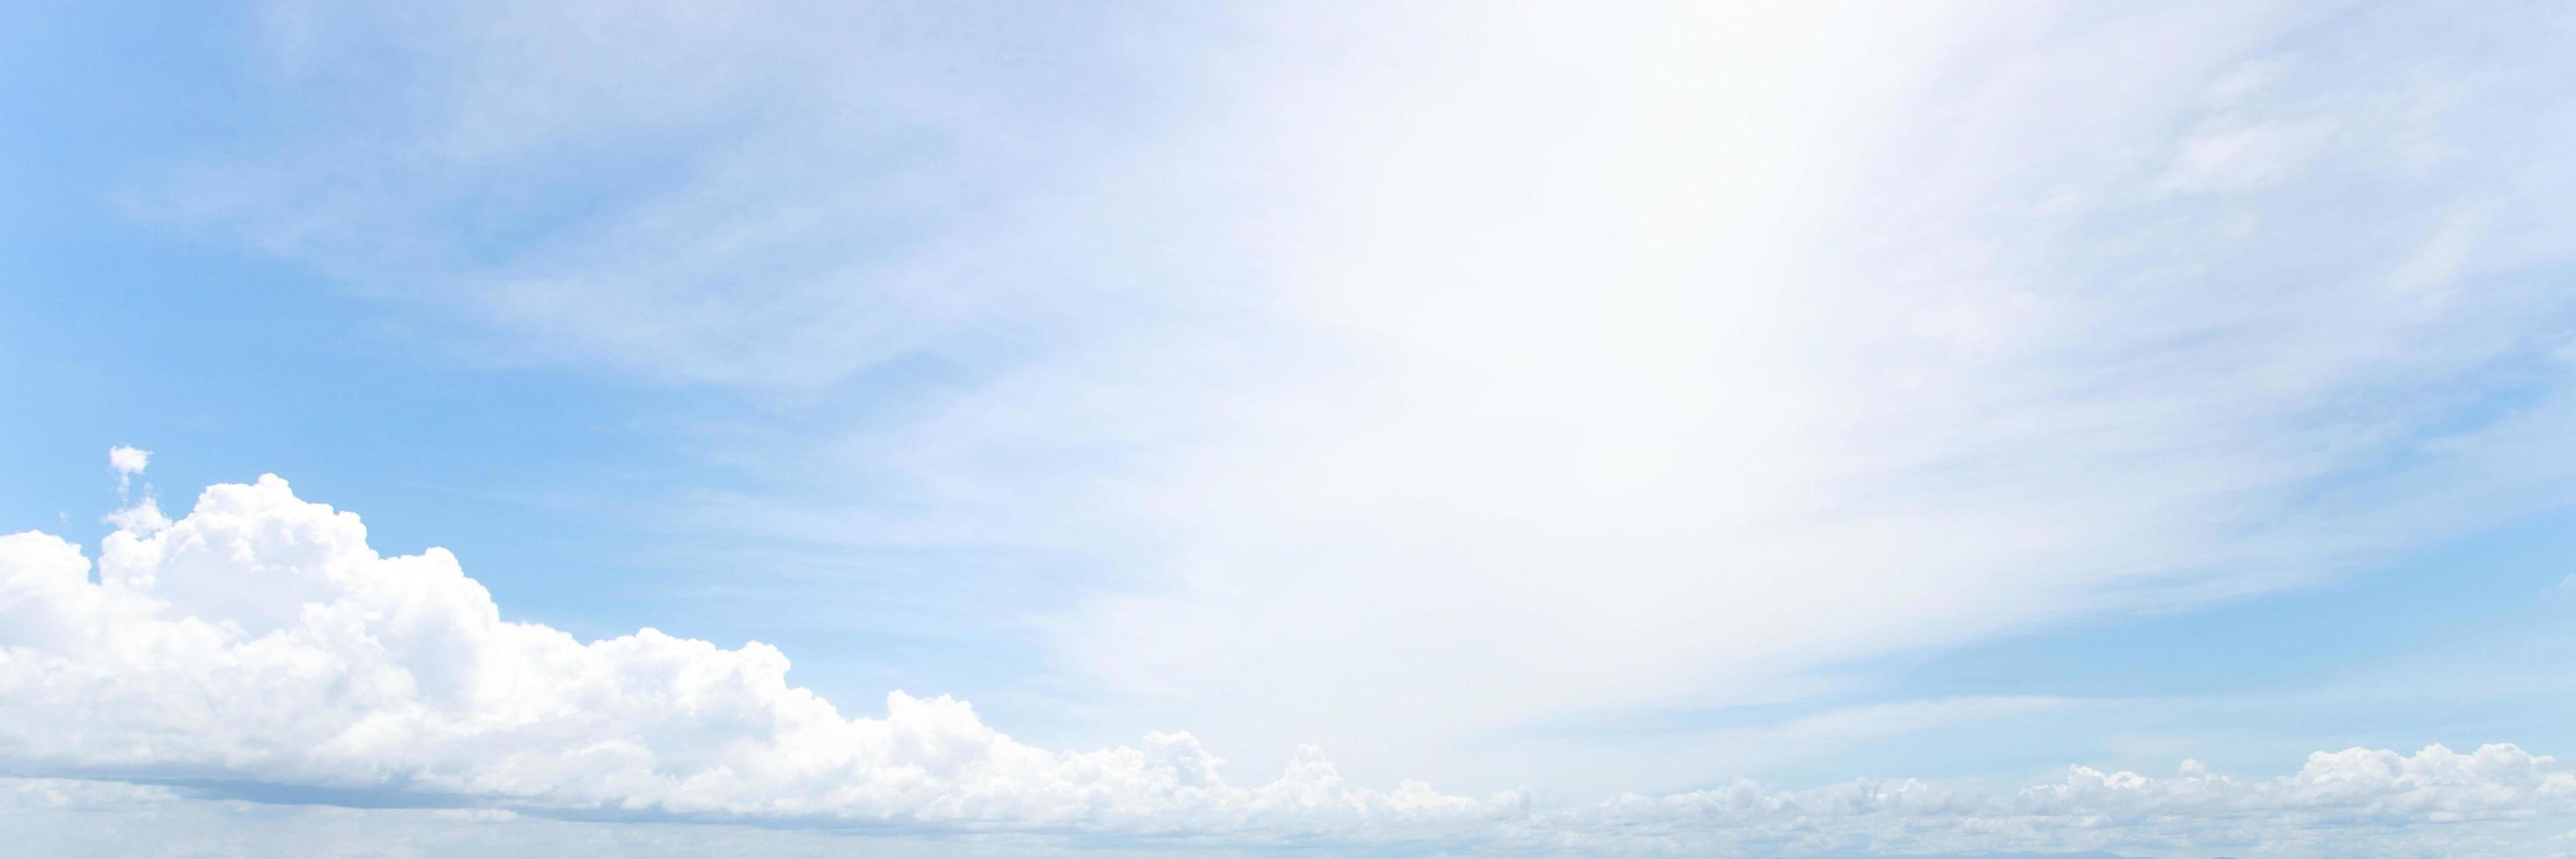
(3, 476, 2573, 855)
(103, 446, 168, 532)
(107, 445, 150, 498)
(0, 476, 1499, 834)
(106, 445, 149, 479)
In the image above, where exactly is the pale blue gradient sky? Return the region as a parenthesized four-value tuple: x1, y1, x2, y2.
(5, 1, 2576, 855)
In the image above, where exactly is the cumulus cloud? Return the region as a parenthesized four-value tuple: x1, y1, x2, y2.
(3, 475, 2572, 855)
(0, 476, 1501, 835)
(107, 444, 149, 493)
(101, 446, 170, 534)
(107, 445, 149, 479)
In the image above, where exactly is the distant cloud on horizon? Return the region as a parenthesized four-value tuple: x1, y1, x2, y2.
(9, 0, 2576, 855)
(2, 473, 2572, 855)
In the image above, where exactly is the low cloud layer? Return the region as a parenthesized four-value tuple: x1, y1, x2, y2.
(3, 474, 2572, 855)
(0, 476, 1484, 832)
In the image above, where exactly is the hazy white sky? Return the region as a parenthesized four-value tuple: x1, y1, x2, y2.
(5, 1, 2576, 855)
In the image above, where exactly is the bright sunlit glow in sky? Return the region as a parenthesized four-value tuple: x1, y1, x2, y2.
(4, 2, 2576, 856)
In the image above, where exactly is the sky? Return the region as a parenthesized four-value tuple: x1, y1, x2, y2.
(4, 1, 2576, 856)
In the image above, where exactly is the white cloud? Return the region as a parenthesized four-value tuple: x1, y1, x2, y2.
(107, 445, 148, 477)
(1578, 744, 2576, 855)
(0, 776, 1092, 858)
(145, 2, 1207, 394)
(1007, 0, 2576, 787)
(99, 496, 171, 536)
(108, 444, 150, 493)
(2156, 118, 2335, 195)
(4, 476, 2576, 855)
(0, 776, 179, 809)
(0, 477, 1505, 834)
(130, 0, 2576, 796)
(103, 445, 170, 533)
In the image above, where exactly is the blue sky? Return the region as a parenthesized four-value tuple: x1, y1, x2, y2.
(5, 1, 2576, 855)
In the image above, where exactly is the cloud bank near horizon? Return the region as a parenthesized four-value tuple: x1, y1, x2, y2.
(3, 469, 2572, 855)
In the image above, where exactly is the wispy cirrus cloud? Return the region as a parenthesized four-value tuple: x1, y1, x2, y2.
(127, 0, 2576, 801)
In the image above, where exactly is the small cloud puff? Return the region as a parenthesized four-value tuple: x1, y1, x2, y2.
(108, 445, 151, 477)
(108, 445, 151, 494)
